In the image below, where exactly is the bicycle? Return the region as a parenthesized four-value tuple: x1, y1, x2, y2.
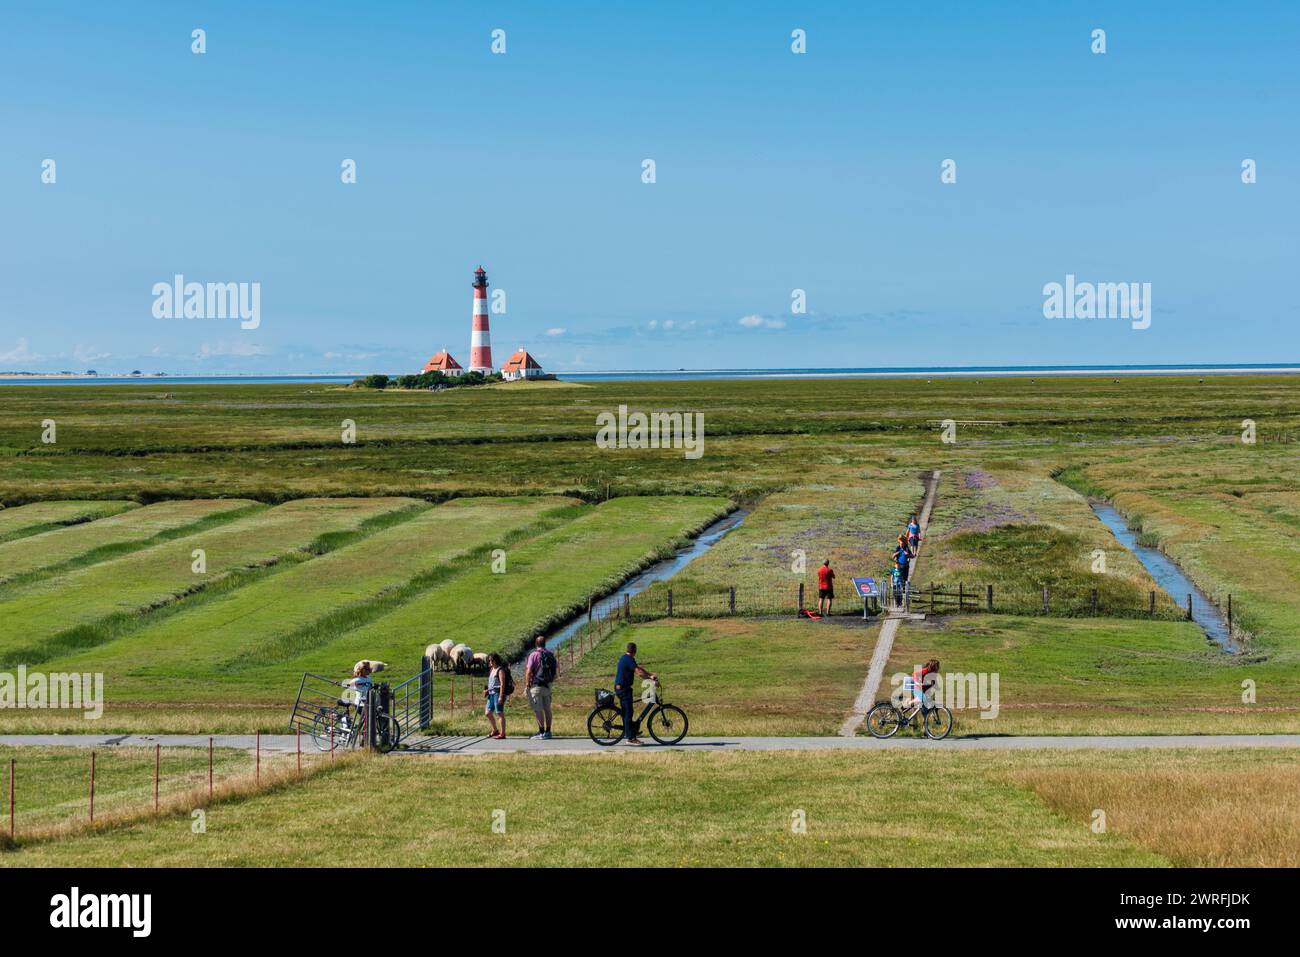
(865, 695, 953, 740)
(587, 679, 688, 746)
(309, 686, 402, 752)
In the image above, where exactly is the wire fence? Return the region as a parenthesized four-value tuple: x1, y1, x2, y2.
(539, 578, 1245, 633)
(1, 736, 340, 845)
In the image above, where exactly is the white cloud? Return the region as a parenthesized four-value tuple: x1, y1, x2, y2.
(0, 338, 40, 363)
(197, 340, 267, 358)
(546, 327, 567, 337)
(738, 314, 786, 330)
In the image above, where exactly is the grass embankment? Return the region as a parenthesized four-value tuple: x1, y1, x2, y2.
(1059, 447, 1300, 652)
(920, 468, 1180, 617)
(0, 498, 258, 586)
(436, 616, 878, 737)
(884, 614, 1300, 735)
(30, 497, 578, 709)
(1, 497, 728, 732)
(0, 497, 418, 667)
(293, 495, 731, 673)
(636, 471, 929, 617)
(0, 500, 138, 544)
(6, 747, 1298, 867)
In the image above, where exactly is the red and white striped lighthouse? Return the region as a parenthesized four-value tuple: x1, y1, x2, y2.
(469, 266, 493, 374)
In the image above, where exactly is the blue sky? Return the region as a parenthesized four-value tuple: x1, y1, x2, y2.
(2, 1, 1296, 374)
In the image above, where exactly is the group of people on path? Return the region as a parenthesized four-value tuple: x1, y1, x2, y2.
(482, 636, 559, 740)
(813, 511, 922, 616)
(892, 513, 921, 596)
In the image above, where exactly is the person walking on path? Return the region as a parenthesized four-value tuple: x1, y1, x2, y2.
(817, 559, 836, 616)
(524, 635, 557, 740)
(907, 514, 921, 553)
(614, 642, 656, 746)
(485, 652, 511, 739)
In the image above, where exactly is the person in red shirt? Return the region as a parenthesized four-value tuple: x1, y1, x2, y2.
(817, 559, 836, 616)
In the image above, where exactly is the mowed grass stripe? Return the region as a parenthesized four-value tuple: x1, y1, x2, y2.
(0, 499, 258, 585)
(0, 497, 418, 664)
(0, 500, 138, 544)
(45, 497, 579, 680)
(281, 495, 731, 675)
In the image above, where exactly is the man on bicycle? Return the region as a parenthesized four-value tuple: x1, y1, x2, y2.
(614, 642, 656, 746)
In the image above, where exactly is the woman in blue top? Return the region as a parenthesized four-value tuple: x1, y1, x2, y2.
(485, 652, 508, 739)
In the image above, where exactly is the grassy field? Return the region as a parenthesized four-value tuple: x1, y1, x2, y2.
(0, 497, 416, 667)
(0, 745, 254, 835)
(0, 500, 138, 544)
(0, 498, 257, 586)
(436, 616, 878, 737)
(5, 746, 1298, 867)
(0, 497, 727, 731)
(884, 614, 1300, 736)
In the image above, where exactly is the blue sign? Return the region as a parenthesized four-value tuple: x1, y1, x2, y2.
(852, 577, 878, 598)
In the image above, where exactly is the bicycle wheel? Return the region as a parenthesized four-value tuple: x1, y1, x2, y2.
(646, 704, 689, 745)
(374, 713, 402, 752)
(924, 706, 953, 740)
(587, 705, 625, 745)
(309, 709, 343, 751)
(865, 702, 902, 739)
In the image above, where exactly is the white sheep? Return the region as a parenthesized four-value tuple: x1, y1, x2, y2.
(425, 643, 453, 671)
(449, 643, 473, 672)
(352, 659, 387, 675)
(439, 638, 455, 656)
(471, 651, 490, 676)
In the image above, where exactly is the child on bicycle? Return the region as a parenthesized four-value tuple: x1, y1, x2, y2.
(341, 660, 374, 732)
(904, 658, 940, 712)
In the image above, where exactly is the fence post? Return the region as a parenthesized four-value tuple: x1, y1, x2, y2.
(1186, 593, 1193, 621)
(987, 584, 993, 612)
(729, 586, 736, 614)
(1228, 594, 1233, 630)
(798, 582, 805, 610)
(297, 730, 302, 775)
(1090, 589, 1098, 616)
(958, 582, 964, 610)
(1042, 587, 1049, 614)
(587, 598, 593, 623)
(89, 751, 95, 823)
(1149, 591, 1156, 617)
(667, 588, 673, 616)
(154, 743, 160, 812)
(256, 731, 261, 782)
(8, 758, 14, 840)
(623, 593, 630, 618)
(419, 655, 433, 729)
(208, 737, 213, 798)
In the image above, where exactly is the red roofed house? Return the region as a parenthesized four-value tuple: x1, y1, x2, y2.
(421, 349, 464, 376)
(500, 347, 545, 381)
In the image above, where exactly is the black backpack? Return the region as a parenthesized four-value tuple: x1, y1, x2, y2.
(536, 649, 558, 686)
(500, 665, 515, 696)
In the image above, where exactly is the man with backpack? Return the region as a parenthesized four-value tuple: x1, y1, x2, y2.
(525, 635, 558, 740)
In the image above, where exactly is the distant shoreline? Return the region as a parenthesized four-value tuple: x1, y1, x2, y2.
(2, 364, 1299, 385)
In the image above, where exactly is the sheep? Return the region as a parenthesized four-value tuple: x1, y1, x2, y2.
(425, 643, 453, 672)
(471, 651, 490, 676)
(449, 643, 473, 672)
(439, 638, 455, 656)
(352, 659, 387, 675)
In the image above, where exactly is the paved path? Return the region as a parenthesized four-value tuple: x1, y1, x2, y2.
(839, 468, 942, 736)
(4, 733, 1300, 754)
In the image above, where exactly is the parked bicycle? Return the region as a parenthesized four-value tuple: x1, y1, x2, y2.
(309, 683, 402, 752)
(587, 679, 688, 745)
(865, 696, 953, 740)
